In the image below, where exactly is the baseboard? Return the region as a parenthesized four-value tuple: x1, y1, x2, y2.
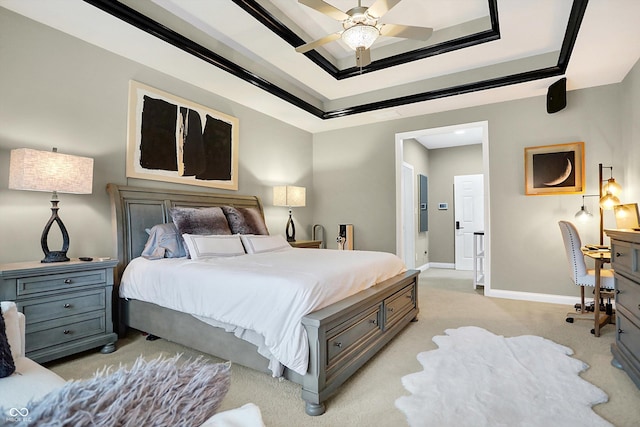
(485, 288, 583, 306)
(428, 262, 455, 269)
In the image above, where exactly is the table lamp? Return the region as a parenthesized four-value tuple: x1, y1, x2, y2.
(273, 185, 306, 242)
(9, 148, 94, 263)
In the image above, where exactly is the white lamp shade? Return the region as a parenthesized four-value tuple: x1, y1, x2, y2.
(273, 185, 306, 207)
(9, 148, 93, 194)
(342, 24, 379, 50)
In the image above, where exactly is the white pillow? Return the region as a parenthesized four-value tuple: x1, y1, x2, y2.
(240, 234, 292, 254)
(182, 234, 246, 259)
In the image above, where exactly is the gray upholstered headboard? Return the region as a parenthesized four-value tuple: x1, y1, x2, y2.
(106, 183, 264, 282)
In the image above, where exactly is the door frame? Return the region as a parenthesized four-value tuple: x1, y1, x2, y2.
(401, 162, 416, 269)
(395, 121, 491, 290)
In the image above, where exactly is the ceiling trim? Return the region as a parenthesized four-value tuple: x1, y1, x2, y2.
(232, 0, 501, 80)
(82, 0, 587, 121)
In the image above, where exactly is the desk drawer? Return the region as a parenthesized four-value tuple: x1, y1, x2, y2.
(611, 241, 639, 280)
(17, 269, 106, 296)
(20, 289, 106, 324)
(26, 312, 106, 353)
(384, 284, 416, 330)
(617, 312, 640, 362)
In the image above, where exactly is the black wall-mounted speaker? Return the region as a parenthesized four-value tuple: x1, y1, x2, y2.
(546, 77, 567, 114)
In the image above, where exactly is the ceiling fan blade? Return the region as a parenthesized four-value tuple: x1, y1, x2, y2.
(368, 0, 402, 18)
(295, 32, 342, 53)
(380, 24, 433, 40)
(298, 0, 349, 21)
(355, 47, 371, 68)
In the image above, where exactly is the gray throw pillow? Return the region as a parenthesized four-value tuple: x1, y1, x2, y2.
(21, 355, 231, 427)
(0, 309, 15, 378)
(221, 206, 269, 235)
(171, 207, 232, 236)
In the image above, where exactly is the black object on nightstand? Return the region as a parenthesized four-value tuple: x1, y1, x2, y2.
(0, 258, 119, 363)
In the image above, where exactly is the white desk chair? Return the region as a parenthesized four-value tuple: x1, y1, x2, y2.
(558, 220, 615, 323)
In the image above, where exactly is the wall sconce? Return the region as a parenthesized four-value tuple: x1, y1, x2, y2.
(273, 185, 306, 242)
(9, 148, 94, 263)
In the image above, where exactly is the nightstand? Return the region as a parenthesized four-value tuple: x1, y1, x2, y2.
(0, 258, 119, 363)
(290, 240, 323, 248)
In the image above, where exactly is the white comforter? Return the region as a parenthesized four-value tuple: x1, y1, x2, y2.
(120, 247, 406, 376)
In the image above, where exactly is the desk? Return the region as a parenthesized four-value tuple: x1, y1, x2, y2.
(583, 250, 614, 336)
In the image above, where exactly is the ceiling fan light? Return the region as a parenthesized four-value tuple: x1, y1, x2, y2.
(342, 24, 379, 50)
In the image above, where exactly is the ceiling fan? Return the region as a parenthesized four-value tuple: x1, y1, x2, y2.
(295, 0, 433, 68)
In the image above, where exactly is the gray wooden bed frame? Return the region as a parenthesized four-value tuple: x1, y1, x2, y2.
(107, 183, 419, 416)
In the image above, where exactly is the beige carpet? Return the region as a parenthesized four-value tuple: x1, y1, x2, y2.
(46, 269, 640, 427)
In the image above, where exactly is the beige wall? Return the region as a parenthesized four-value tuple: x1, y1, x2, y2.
(0, 9, 313, 263)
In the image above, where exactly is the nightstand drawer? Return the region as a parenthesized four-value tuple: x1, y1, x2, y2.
(26, 312, 106, 353)
(20, 289, 106, 324)
(17, 269, 107, 296)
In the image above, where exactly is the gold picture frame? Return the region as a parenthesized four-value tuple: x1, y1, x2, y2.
(127, 81, 239, 190)
(524, 141, 584, 195)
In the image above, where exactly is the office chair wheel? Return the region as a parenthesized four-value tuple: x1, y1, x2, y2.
(590, 328, 595, 335)
(566, 317, 574, 323)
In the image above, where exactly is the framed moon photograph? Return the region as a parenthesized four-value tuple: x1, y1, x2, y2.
(524, 141, 584, 195)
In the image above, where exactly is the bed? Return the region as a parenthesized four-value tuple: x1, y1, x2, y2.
(107, 183, 419, 415)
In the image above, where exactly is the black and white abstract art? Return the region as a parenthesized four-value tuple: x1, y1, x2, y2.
(127, 81, 239, 190)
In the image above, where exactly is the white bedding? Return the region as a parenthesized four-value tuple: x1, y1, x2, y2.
(120, 247, 406, 376)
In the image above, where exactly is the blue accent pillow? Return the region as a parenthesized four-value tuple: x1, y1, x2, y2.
(141, 223, 187, 259)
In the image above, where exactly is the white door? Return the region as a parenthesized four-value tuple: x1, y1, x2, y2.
(402, 163, 415, 269)
(454, 174, 484, 270)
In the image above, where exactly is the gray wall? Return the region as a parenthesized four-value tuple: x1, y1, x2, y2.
(0, 9, 313, 263)
(2, 7, 639, 302)
(313, 83, 627, 298)
(402, 138, 429, 266)
(427, 144, 483, 264)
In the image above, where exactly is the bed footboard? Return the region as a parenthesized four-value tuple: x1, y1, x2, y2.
(297, 269, 419, 415)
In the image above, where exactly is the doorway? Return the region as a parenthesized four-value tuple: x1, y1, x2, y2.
(454, 174, 484, 270)
(395, 121, 490, 288)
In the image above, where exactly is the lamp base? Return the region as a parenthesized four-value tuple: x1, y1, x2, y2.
(41, 196, 71, 263)
(42, 251, 70, 263)
(286, 212, 296, 242)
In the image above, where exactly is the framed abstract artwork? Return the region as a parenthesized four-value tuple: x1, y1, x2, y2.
(524, 141, 584, 195)
(127, 81, 239, 190)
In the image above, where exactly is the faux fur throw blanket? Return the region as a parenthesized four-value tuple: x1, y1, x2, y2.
(14, 354, 230, 427)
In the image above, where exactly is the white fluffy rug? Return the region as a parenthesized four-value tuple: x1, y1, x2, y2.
(395, 326, 612, 427)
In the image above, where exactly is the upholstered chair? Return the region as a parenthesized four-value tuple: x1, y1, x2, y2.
(558, 220, 615, 323)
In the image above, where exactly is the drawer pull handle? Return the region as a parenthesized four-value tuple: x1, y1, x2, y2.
(63, 329, 71, 335)
(618, 329, 624, 334)
(334, 342, 343, 348)
(616, 252, 622, 257)
(388, 307, 394, 312)
(406, 295, 412, 299)
(64, 279, 72, 284)
(63, 303, 71, 309)
(616, 289, 621, 294)
(369, 319, 377, 325)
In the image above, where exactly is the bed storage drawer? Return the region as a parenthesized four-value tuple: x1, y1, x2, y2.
(384, 284, 416, 330)
(326, 304, 382, 374)
(25, 312, 107, 353)
(19, 289, 106, 324)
